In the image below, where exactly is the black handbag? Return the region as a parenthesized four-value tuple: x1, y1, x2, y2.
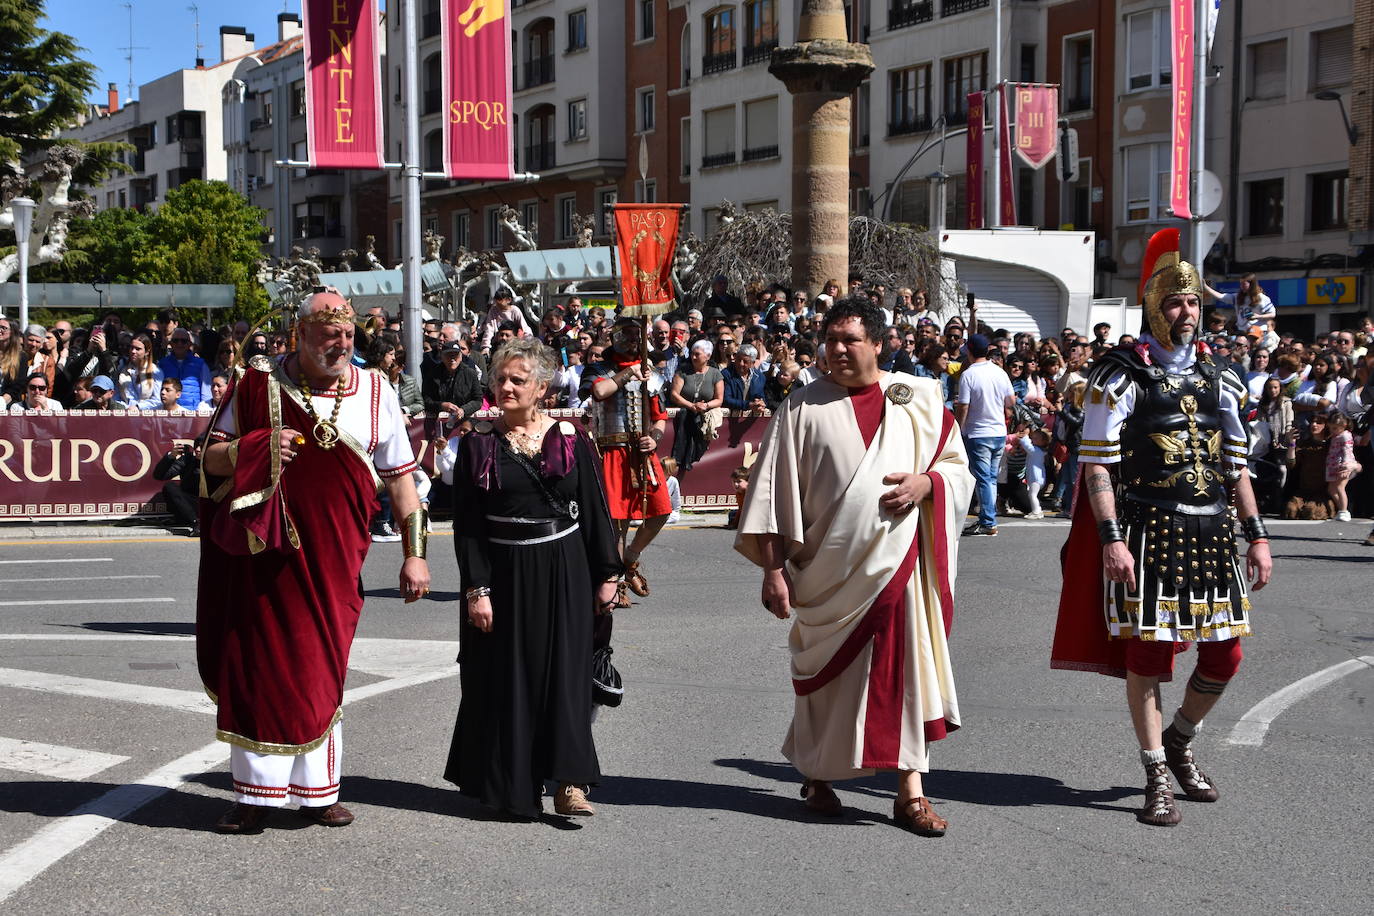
(592, 645, 624, 707)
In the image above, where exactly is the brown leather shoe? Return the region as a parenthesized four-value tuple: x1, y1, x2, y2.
(298, 803, 355, 827)
(1137, 762, 1182, 826)
(625, 561, 650, 597)
(800, 779, 843, 817)
(214, 802, 271, 835)
(554, 783, 595, 816)
(1162, 724, 1220, 802)
(893, 796, 947, 837)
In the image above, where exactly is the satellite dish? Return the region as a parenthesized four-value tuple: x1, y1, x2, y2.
(1197, 169, 1223, 217)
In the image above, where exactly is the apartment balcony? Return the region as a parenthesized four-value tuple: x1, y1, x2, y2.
(742, 145, 779, 162)
(889, 2, 934, 30)
(701, 151, 736, 169)
(942, 0, 990, 17)
(701, 51, 736, 76)
(296, 171, 345, 198)
(888, 115, 933, 137)
(742, 40, 777, 66)
(522, 56, 555, 89)
(524, 141, 556, 172)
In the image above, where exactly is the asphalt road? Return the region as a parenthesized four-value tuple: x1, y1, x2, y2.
(0, 516, 1371, 914)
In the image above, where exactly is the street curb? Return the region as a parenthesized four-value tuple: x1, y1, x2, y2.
(0, 512, 737, 541)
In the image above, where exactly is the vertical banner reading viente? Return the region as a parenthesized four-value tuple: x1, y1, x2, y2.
(613, 204, 685, 317)
(301, 0, 385, 169)
(998, 89, 1018, 226)
(1170, 0, 1196, 219)
(441, 0, 515, 180)
(966, 92, 984, 230)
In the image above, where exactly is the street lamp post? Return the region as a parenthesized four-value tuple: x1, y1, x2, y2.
(11, 196, 36, 331)
(1314, 90, 1359, 147)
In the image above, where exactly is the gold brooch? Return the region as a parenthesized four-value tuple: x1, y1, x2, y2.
(886, 383, 914, 405)
(248, 354, 274, 373)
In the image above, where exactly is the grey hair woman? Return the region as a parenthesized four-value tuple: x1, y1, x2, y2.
(669, 337, 725, 474)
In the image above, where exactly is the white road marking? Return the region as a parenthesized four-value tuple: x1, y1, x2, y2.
(0, 741, 229, 905)
(0, 598, 175, 608)
(348, 637, 459, 679)
(0, 634, 190, 642)
(0, 737, 129, 781)
(0, 575, 161, 584)
(0, 558, 113, 565)
(0, 657, 457, 905)
(0, 668, 214, 716)
(1227, 655, 1374, 746)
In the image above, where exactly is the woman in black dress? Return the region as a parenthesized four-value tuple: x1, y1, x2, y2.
(444, 337, 622, 819)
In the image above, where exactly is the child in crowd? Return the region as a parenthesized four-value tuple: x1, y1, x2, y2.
(1325, 412, 1361, 522)
(1021, 425, 1051, 519)
(725, 465, 751, 530)
(660, 456, 682, 525)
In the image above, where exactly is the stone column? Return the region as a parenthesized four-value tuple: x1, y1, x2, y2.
(769, 0, 873, 297)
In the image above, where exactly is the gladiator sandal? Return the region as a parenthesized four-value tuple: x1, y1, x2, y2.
(624, 560, 650, 597)
(1162, 723, 1220, 802)
(1138, 760, 1182, 827)
(614, 577, 632, 609)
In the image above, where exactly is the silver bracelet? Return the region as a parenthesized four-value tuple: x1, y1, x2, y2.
(465, 586, 491, 602)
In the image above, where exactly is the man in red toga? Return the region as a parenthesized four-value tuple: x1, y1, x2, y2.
(579, 316, 672, 600)
(735, 298, 973, 836)
(197, 291, 431, 834)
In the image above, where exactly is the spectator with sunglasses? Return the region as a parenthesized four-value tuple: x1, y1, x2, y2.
(9, 373, 64, 413)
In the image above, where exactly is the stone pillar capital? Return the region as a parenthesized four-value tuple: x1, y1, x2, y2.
(768, 40, 875, 97)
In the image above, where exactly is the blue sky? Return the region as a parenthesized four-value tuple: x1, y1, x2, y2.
(41, 1, 344, 104)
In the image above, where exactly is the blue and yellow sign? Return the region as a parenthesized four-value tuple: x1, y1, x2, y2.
(1214, 275, 1361, 308)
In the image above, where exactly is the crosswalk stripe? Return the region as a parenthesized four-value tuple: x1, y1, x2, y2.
(0, 598, 175, 608)
(0, 558, 113, 565)
(0, 737, 129, 781)
(0, 668, 214, 715)
(0, 575, 161, 584)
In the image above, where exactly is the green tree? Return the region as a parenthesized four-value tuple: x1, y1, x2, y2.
(138, 180, 270, 319)
(34, 206, 152, 282)
(0, 0, 124, 186)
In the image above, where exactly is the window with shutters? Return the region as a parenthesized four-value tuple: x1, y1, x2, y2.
(453, 211, 471, 249)
(941, 52, 986, 125)
(1247, 39, 1286, 100)
(1309, 171, 1347, 232)
(1063, 33, 1093, 112)
(556, 195, 576, 240)
(1311, 27, 1352, 90)
(1126, 10, 1172, 92)
(743, 96, 779, 161)
(890, 64, 932, 136)
(1245, 178, 1284, 237)
(1123, 143, 1170, 223)
(703, 105, 736, 168)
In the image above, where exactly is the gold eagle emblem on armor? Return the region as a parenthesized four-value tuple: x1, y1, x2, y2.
(1147, 394, 1221, 497)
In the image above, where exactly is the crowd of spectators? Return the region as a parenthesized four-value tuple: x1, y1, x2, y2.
(4, 271, 1372, 534)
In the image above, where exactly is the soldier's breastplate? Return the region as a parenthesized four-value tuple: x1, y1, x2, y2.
(1120, 360, 1227, 514)
(588, 370, 662, 444)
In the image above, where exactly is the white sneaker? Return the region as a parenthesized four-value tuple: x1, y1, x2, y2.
(1336, 510, 1352, 522)
(1024, 512, 1044, 520)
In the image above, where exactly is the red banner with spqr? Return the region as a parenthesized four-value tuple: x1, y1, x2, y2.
(442, 0, 515, 181)
(613, 204, 685, 317)
(302, 0, 385, 169)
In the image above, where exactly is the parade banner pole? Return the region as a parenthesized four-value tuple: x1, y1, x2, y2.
(400, 0, 423, 380)
(990, 0, 1003, 228)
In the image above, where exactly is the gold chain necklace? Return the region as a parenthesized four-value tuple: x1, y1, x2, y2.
(301, 373, 346, 449)
(501, 416, 546, 458)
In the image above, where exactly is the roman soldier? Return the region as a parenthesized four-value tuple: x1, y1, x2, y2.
(1051, 229, 1273, 827)
(579, 316, 673, 602)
